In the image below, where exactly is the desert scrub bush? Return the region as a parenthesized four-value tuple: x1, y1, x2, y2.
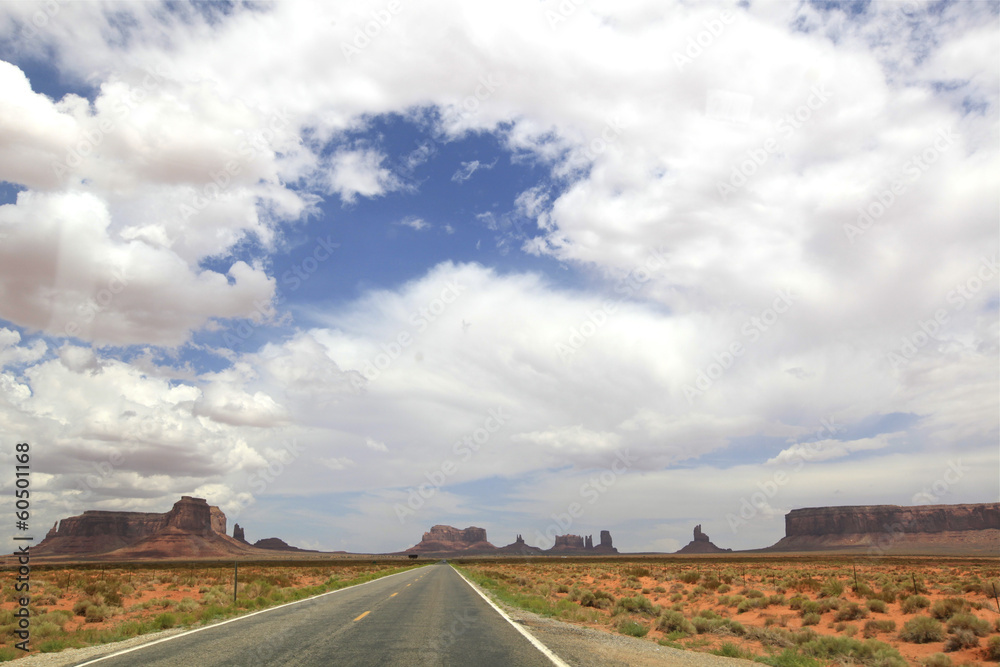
(618, 619, 649, 637)
(820, 578, 845, 598)
(652, 586, 666, 593)
(692, 616, 715, 634)
(866, 599, 888, 614)
(176, 597, 199, 613)
(818, 597, 843, 613)
(84, 604, 111, 623)
(657, 610, 695, 635)
(800, 636, 906, 667)
(799, 600, 821, 616)
(900, 616, 946, 643)
(678, 571, 700, 584)
(712, 643, 756, 660)
(985, 636, 1000, 661)
(943, 629, 978, 652)
(930, 598, 966, 620)
(901, 595, 930, 613)
(863, 620, 896, 638)
(33, 621, 64, 639)
(789, 595, 806, 610)
(614, 595, 656, 616)
(796, 577, 822, 594)
(73, 598, 95, 616)
(854, 582, 875, 598)
(154, 612, 178, 630)
(802, 612, 822, 626)
(745, 625, 794, 648)
(873, 587, 898, 604)
(716, 583, 731, 594)
(946, 613, 990, 636)
(921, 654, 952, 667)
(623, 565, 651, 578)
(669, 593, 682, 602)
(835, 602, 869, 621)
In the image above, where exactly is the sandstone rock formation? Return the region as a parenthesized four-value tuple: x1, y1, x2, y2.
(767, 503, 1000, 554)
(35, 496, 259, 559)
(676, 524, 733, 554)
(253, 537, 317, 552)
(233, 524, 247, 543)
(547, 530, 618, 554)
(600, 530, 613, 549)
(495, 534, 543, 555)
(551, 534, 586, 550)
(405, 525, 496, 553)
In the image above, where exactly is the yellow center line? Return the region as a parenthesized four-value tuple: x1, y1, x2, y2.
(353, 611, 370, 622)
(390, 592, 398, 597)
(406, 584, 411, 587)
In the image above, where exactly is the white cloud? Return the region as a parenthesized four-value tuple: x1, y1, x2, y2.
(326, 148, 401, 203)
(398, 216, 430, 231)
(451, 158, 496, 183)
(365, 437, 388, 452)
(766, 433, 902, 466)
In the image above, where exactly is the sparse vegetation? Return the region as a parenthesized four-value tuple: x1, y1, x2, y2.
(449, 557, 999, 666)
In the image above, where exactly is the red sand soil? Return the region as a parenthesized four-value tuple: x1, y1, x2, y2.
(462, 557, 1000, 666)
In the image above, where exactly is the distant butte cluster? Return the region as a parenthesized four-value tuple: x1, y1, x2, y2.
(402, 524, 619, 555)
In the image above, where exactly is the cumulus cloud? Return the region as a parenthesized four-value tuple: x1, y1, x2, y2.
(326, 148, 402, 203)
(398, 216, 430, 231)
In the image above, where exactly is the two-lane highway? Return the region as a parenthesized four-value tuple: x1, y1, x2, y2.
(74, 563, 560, 667)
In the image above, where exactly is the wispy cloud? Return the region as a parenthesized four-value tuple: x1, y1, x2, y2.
(451, 158, 497, 183)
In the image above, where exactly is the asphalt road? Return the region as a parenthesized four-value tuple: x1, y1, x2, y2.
(73, 563, 559, 667)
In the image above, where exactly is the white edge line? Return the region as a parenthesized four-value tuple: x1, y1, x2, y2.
(73, 564, 425, 666)
(451, 564, 571, 667)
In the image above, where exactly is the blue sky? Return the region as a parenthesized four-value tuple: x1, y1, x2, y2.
(0, 0, 997, 554)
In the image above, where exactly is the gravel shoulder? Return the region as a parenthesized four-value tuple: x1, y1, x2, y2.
(9, 627, 188, 666)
